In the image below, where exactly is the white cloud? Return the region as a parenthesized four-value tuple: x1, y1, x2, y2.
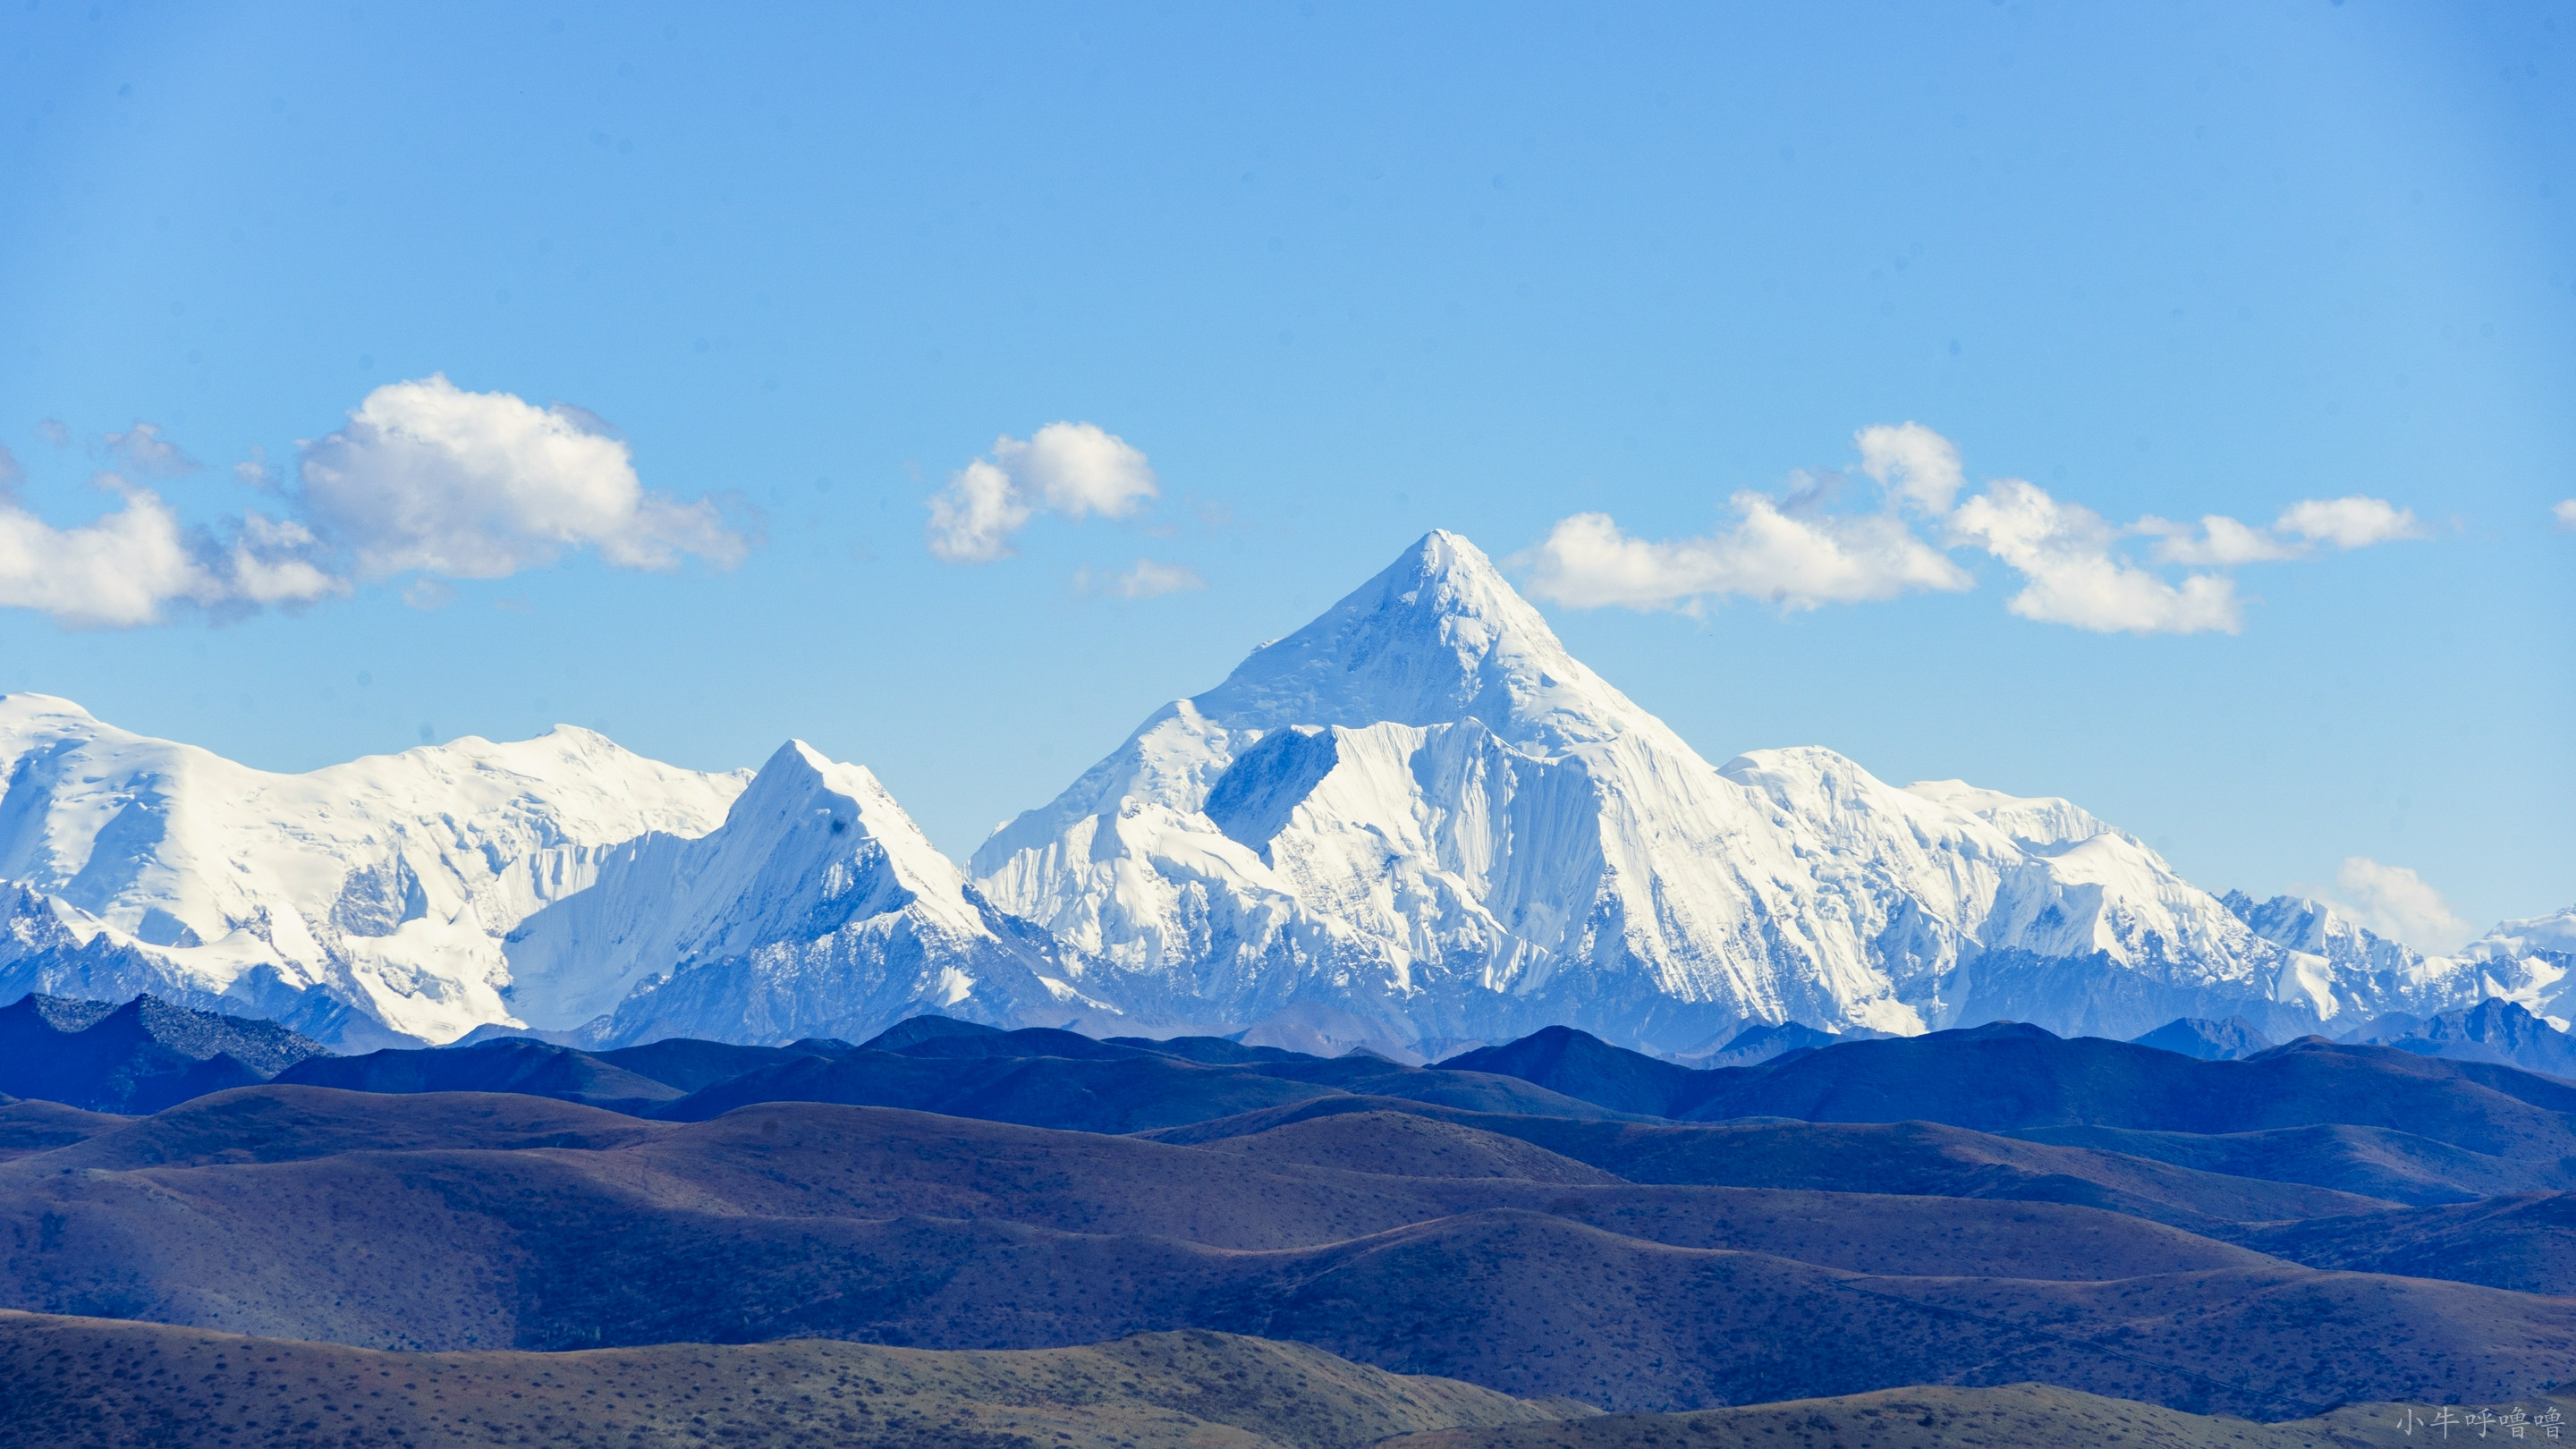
(0, 378, 738, 629)
(925, 460, 1030, 564)
(926, 422, 1157, 563)
(2553, 499, 2576, 532)
(0, 478, 222, 628)
(1855, 421, 1964, 513)
(1527, 423, 2435, 637)
(1949, 479, 2242, 634)
(104, 421, 199, 476)
(2307, 856, 2479, 955)
(2277, 496, 2427, 550)
(224, 513, 346, 606)
(2135, 513, 2303, 566)
(0, 445, 21, 497)
(2138, 496, 2423, 566)
(36, 419, 70, 448)
(1004, 423, 1157, 519)
(299, 374, 746, 579)
(1518, 498, 1970, 614)
(1078, 557, 1207, 599)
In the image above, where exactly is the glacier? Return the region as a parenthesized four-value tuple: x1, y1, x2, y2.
(0, 530, 2553, 1052)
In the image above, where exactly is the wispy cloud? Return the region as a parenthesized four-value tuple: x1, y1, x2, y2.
(2299, 856, 2479, 955)
(926, 422, 1157, 563)
(103, 421, 200, 476)
(2555, 499, 2576, 532)
(1522, 422, 2429, 635)
(1076, 557, 1207, 599)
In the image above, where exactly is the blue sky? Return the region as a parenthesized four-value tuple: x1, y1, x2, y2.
(1, 2, 2568, 942)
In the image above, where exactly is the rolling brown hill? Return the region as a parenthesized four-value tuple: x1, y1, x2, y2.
(2242, 1191, 2576, 1295)
(3, 1088, 2571, 1414)
(1384, 1381, 2576, 1449)
(0, 1094, 121, 1162)
(1147, 1096, 2395, 1236)
(0, 1310, 1584, 1449)
(2004, 1121, 2576, 1206)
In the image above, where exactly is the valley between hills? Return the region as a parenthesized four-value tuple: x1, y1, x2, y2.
(0, 1002, 2571, 1445)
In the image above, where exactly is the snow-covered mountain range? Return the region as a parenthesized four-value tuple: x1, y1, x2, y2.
(2, 531, 2562, 1051)
(972, 531, 2560, 1051)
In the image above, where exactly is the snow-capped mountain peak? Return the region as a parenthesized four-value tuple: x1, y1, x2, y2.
(1191, 530, 1659, 752)
(1900, 778, 2128, 853)
(511, 739, 1128, 1048)
(0, 692, 749, 1046)
(969, 529, 2455, 1053)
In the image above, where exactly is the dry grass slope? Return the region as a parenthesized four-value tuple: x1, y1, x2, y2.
(0, 1311, 1585, 1449)
(1384, 1381, 2576, 1449)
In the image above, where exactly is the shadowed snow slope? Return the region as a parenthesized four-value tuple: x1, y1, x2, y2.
(0, 694, 747, 1046)
(512, 741, 1135, 1047)
(972, 531, 2497, 1052)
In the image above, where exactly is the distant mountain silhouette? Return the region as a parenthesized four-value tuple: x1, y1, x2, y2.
(1675, 1021, 1874, 1069)
(0, 994, 325, 1114)
(1143, 1096, 2390, 1241)
(2375, 999, 2576, 1079)
(641, 1042, 1624, 1132)
(2129, 1016, 2274, 1060)
(1437, 1027, 1740, 1116)
(1436, 1020, 2576, 1164)
(276, 1038, 687, 1113)
(587, 1037, 846, 1092)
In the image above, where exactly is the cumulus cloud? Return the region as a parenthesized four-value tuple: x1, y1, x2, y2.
(2554, 499, 2576, 532)
(1855, 421, 1965, 513)
(1523, 422, 2434, 636)
(1518, 497, 1970, 614)
(1077, 557, 1207, 599)
(0, 377, 741, 628)
(0, 478, 221, 628)
(222, 513, 346, 607)
(1951, 479, 2243, 634)
(2278, 496, 2428, 549)
(300, 374, 745, 578)
(926, 422, 1157, 563)
(2305, 856, 2479, 955)
(925, 460, 1030, 564)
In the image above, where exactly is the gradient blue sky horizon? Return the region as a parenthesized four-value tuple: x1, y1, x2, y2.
(2, 3, 2569, 944)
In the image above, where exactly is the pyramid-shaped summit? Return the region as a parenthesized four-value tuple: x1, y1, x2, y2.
(972, 530, 2461, 1055)
(1191, 530, 1661, 750)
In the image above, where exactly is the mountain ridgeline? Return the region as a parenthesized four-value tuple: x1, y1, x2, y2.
(2, 531, 2567, 1055)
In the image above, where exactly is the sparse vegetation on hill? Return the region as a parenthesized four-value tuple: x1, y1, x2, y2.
(0, 1311, 1583, 1449)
